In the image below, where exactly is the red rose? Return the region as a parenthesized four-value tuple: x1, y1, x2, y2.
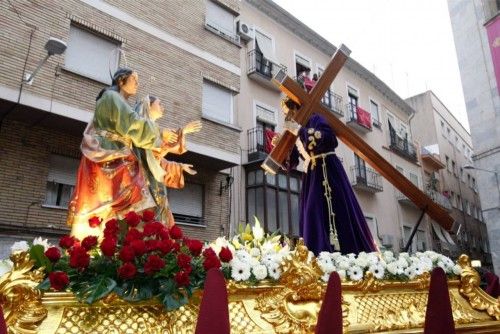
(186, 239, 203, 257)
(130, 239, 146, 256)
(117, 262, 137, 280)
(203, 248, 217, 258)
(119, 246, 135, 262)
(142, 210, 155, 222)
(59, 235, 78, 249)
(218, 247, 233, 263)
(44, 247, 61, 262)
(143, 221, 164, 237)
(172, 242, 181, 252)
(104, 219, 119, 238)
(69, 246, 90, 269)
(144, 254, 165, 275)
(174, 270, 190, 287)
(203, 255, 221, 271)
(159, 227, 169, 240)
(81, 236, 98, 250)
(100, 238, 117, 257)
(145, 239, 160, 253)
(124, 211, 141, 227)
(124, 228, 143, 245)
(88, 216, 102, 228)
(177, 253, 192, 270)
(169, 225, 183, 239)
(49, 271, 69, 291)
(158, 239, 174, 255)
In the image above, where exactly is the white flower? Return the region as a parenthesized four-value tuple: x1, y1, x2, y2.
(369, 264, 385, 279)
(383, 251, 395, 262)
(386, 262, 399, 275)
(262, 253, 278, 266)
(355, 257, 369, 269)
(252, 217, 265, 242)
(0, 259, 13, 277)
(267, 262, 281, 280)
(11, 241, 29, 253)
(235, 250, 252, 264)
(330, 252, 342, 260)
(321, 272, 330, 282)
(413, 262, 423, 277)
(337, 260, 350, 270)
(210, 236, 233, 254)
(33, 237, 51, 251)
(337, 269, 347, 280)
(452, 264, 462, 275)
(252, 264, 268, 280)
(367, 253, 380, 266)
(317, 254, 335, 273)
(397, 258, 409, 269)
(437, 261, 446, 270)
(348, 266, 363, 281)
(249, 247, 261, 258)
(405, 266, 416, 280)
(231, 259, 251, 281)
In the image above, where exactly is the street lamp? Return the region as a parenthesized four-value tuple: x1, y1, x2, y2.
(23, 37, 67, 84)
(463, 164, 500, 208)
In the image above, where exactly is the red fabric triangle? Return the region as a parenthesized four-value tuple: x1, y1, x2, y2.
(315, 272, 343, 334)
(424, 267, 455, 334)
(195, 268, 230, 334)
(0, 304, 6, 334)
(485, 272, 500, 298)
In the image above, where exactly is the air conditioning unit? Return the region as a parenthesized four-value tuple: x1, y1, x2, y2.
(237, 20, 254, 42)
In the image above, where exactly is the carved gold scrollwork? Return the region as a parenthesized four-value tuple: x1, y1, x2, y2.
(458, 254, 500, 320)
(0, 251, 47, 334)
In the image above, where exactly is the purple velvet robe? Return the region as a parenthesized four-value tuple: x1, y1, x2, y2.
(292, 114, 377, 255)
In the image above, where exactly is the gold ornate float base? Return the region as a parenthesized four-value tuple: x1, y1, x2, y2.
(2, 253, 500, 333)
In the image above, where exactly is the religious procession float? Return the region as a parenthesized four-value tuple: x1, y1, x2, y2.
(1, 45, 499, 333)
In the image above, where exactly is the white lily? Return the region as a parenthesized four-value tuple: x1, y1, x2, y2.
(252, 217, 265, 242)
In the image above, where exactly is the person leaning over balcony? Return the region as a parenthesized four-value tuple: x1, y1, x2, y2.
(67, 68, 170, 239)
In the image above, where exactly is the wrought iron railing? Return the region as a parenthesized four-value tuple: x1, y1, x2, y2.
(350, 165, 383, 191)
(389, 126, 417, 162)
(247, 126, 266, 154)
(425, 189, 453, 211)
(321, 89, 344, 116)
(346, 103, 372, 130)
(247, 49, 286, 79)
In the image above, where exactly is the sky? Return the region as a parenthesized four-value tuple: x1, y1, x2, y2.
(273, 0, 470, 131)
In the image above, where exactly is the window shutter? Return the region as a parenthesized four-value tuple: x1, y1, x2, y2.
(47, 155, 79, 186)
(255, 30, 276, 63)
(65, 25, 120, 84)
(256, 104, 276, 125)
(169, 183, 203, 217)
(202, 81, 233, 123)
(206, 1, 235, 35)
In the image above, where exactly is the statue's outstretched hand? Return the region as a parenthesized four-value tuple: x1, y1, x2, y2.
(183, 120, 202, 134)
(181, 163, 197, 175)
(162, 129, 179, 144)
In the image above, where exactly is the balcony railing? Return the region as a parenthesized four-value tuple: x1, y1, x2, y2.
(346, 103, 372, 133)
(425, 189, 453, 212)
(389, 127, 418, 162)
(321, 90, 344, 117)
(247, 49, 286, 90)
(247, 126, 268, 162)
(350, 165, 383, 193)
(395, 190, 417, 207)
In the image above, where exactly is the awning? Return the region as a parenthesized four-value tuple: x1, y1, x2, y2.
(255, 31, 278, 64)
(431, 221, 456, 246)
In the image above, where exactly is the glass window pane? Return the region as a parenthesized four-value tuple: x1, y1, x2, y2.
(279, 191, 289, 235)
(248, 171, 255, 186)
(59, 185, 74, 208)
(290, 177, 299, 192)
(256, 170, 264, 184)
(290, 194, 299, 236)
(256, 188, 265, 224)
(266, 173, 276, 186)
(266, 188, 277, 232)
(278, 174, 287, 189)
(247, 188, 255, 221)
(45, 182, 58, 206)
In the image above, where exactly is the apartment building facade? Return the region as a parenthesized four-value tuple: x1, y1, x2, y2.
(407, 91, 490, 266)
(0, 0, 242, 257)
(235, 0, 439, 255)
(448, 0, 500, 273)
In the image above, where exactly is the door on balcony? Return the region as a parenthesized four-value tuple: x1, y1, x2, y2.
(347, 86, 358, 120)
(256, 120, 275, 153)
(354, 153, 367, 182)
(254, 29, 275, 78)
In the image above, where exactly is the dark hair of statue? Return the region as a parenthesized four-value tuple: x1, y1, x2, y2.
(96, 67, 134, 101)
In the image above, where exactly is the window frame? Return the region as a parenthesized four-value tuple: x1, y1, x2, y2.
(202, 79, 235, 125)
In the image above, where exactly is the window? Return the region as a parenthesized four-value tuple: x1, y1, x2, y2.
(295, 53, 311, 76)
(256, 103, 277, 125)
(403, 226, 416, 252)
(370, 100, 380, 127)
(465, 200, 470, 215)
(440, 120, 445, 137)
(452, 160, 457, 176)
(445, 155, 450, 172)
(65, 24, 120, 84)
(409, 172, 419, 188)
(460, 167, 464, 182)
(202, 80, 234, 124)
(472, 177, 477, 191)
(450, 191, 456, 207)
(457, 195, 462, 210)
(347, 86, 359, 118)
(446, 127, 451, 139)
(364, 216, 379, 246)
(417, 230, 427, 251)
(467, 174, 471, 187)
(246, 168, 301, 236)
(169, 182, 204, 225)
(472, 204, 476, 219)
(205, 0, 238, 43)
(45, 154, 79, 208)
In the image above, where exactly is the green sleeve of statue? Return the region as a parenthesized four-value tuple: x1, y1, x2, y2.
(94, 90, 159, 149)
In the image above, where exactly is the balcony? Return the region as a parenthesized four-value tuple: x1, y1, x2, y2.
(395, 190, 417, 207)
(389, 127, 418, 162)
(350, 165, 383, 193)
(321, 90, 344, 117)
(345, 103, 372, 133)
(247, 49, 286, 91)
(247, 126, 269, 163)
(425, 189, 452, 212)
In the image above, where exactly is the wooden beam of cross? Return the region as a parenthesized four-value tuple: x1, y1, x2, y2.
(262, 44, 456, 232)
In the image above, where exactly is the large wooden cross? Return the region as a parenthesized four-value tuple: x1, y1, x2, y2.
(262, 44, 456, 232)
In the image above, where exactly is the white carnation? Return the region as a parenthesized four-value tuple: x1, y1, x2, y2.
(452, 264, 462, 275)
(321, 272, 330, 282)
(383, 251, 395, 262)
(33, 237, 51, 251)
(235, 250, 252, 264)
(355, 257, 369, 268)
(337, 269, 347, 280)
(337, 260, 350, 270)
(386, 262, 399, 275)
(11, 241, 29, 253)
(252, 264, 268, 280)
(249, 247, 261, 258)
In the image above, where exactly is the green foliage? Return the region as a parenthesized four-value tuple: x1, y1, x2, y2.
(29, 244, 52, 272)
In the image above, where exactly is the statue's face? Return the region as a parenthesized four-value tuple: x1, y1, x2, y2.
(149, 99, 164, 121)
(120, 72, 139, 97)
